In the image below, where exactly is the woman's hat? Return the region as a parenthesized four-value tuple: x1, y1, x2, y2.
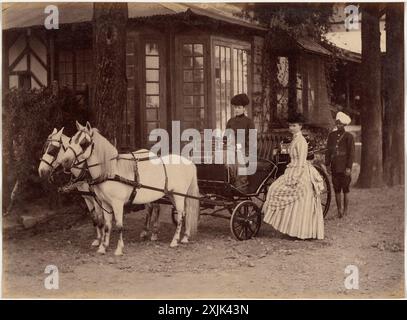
(231, 93, 250, 106)
(287, 112, 307, 124)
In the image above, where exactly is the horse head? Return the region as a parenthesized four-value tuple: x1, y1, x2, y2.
(60, 121, 94, 170)
(38, 127, 66, 179)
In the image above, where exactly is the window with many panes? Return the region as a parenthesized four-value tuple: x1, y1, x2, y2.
(145, 42, 161, 137)
(122, 35, 136, 149)
(75, 49, 92, 90)
(182, 43, 205, 131)
(58, 51, 73, 87)
(213, 41, 250, 130)
(58, 49, 92, 91)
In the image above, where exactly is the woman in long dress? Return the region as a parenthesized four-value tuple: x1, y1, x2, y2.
(263, 114, 325, 239)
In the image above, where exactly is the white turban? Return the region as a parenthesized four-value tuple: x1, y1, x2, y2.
(336, 112, 351, 125)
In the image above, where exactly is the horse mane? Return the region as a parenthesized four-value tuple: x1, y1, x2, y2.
(91, 129, 119, 179)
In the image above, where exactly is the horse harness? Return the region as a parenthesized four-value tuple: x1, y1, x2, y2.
(86, 153, 171, 210)
(62, 129, 176, 214)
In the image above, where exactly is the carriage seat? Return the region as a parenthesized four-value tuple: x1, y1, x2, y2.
(196, 163, 229, 182)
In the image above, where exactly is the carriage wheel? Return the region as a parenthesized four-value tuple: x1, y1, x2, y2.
(315, 166, 332, 218)
(230, 200, 262, 241)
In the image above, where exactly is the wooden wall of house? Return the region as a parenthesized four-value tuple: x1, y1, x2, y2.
(5, 29, 49, 90)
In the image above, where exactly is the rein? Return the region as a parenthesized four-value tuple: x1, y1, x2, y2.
(65, 131, 174, 213)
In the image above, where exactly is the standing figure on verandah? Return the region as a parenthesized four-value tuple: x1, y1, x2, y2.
(263, 113, 325, 240)
(225, 93, 256, 193)
(325, 111, 355, 218)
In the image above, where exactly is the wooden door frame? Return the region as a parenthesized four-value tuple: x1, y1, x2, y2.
(174, 35, 211, 132)
(210, 36, 252, 129)
(139, 34, 167, 146)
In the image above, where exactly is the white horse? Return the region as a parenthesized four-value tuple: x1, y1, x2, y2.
(60, 121, 200, 255)
(38, 128, 161, 247)
(39, 128, 105, 246)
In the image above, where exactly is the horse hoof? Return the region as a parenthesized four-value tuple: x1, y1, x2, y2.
(97, 247, 106, 255)
(114, 249, 123, 256)
(170, 240, 178, 248)
(91, 239, 100, 247)
(181, 237, 189, 244)
(151, 234, 158, 241)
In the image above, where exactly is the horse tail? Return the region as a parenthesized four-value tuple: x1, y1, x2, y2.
(184, 166, 200, 236)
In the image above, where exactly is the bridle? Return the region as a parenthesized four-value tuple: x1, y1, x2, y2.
(40, 135, 87, 184)
(65, 130, 118, 183)
(66, 130, 95, 170)
(40, 138, 66, 169)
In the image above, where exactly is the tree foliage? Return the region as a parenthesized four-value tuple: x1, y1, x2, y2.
(238, 3, 335, 127)
(2, 88, 89, 208)
(239, 3, 334, 39)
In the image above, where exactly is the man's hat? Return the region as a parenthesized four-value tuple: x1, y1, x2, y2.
(231, 93, 250, 106)
(336, 111, 351, 125)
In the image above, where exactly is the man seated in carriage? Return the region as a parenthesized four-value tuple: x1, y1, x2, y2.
(224, 93, 257, 193)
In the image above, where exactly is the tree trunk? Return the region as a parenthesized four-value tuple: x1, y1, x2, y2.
(357, 4, 384, 187)
(92, 3, 128, 144)
(383, 4, 404, 186)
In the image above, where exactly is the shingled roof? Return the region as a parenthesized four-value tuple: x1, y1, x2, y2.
(2, 2, 266, 31)
(2, 2, 334, 57)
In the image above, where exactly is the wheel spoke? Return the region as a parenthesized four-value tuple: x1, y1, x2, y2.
(246, 222, 256, 236)
(234, 223, 243, 235)
(244, 225, 252, 238)
(238, 226, 245, 239)
(231, 201, 261, 240)
(233, 216, 246, 223)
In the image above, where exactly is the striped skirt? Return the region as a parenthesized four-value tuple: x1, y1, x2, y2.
(263, 163, 324, 239)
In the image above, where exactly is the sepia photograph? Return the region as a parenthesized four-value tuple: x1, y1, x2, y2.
(1, 1, 404, 301)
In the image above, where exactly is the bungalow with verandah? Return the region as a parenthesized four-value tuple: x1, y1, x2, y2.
(2, 2, 335, 151)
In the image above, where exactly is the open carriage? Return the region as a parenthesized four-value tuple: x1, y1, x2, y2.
(169, 135, 332, 241)
(49, 126, 331, 244)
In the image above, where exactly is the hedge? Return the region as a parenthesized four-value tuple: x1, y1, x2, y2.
(3, 87, 89, 211)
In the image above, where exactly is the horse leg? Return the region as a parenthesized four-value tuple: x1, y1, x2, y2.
(88, 206, 103, 247)
(98, 206, 112, 254)
(111, 201, 125, 256)
(79, 189, 101, 247)
(181, 231, 189, 244)
(91, 219, 101, 247)
(92, 201, 104, 247)
(82, 197, 98, 246)
(170, 196, 185, 248)
(140, 203, 152, 240)
(150, 203, 160, 241)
